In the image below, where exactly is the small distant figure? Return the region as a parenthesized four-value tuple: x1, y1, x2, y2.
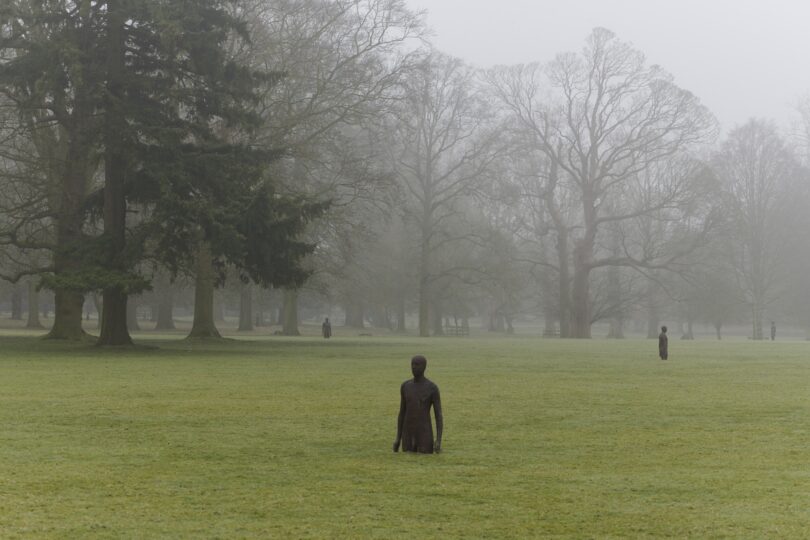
(659, 325, 668, 360)
(321, 317, 332, 339)
(393, 355, 443, 454)
(771, 321, 776, 341)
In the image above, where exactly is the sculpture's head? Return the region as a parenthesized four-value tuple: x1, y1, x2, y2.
(411, 355, 427, 378)
(661, 325, 667, 333)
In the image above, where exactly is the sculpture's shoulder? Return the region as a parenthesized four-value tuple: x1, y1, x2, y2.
(423, 378, 440, 393)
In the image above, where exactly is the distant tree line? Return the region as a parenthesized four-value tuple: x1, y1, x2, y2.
(1, 3, 810, 342)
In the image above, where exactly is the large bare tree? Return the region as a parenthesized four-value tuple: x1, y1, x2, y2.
(487, 28, 716, 337)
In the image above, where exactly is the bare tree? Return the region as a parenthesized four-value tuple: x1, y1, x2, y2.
(487, 28, 716, 337)
(714, 119, 800, 339)
(386, 51, 500, 336)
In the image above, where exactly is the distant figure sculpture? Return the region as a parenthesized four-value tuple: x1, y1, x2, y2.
(393, 355, 443, 454)
(322, 317, 332, 339)
(771, 321, 776, 341)
(659, 325, 668, 360)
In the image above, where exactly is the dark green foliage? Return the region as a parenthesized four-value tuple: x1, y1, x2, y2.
(0, 0, 325, 315)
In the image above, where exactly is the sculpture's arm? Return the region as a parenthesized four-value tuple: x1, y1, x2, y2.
(433, 387, 443, 453)
(393, 384, 406, 452)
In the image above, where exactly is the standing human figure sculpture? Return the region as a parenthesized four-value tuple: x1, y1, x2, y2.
(659, 325, 668, 360)
(771, 321, 776, 341)
(322, 317, 332, 339)
(393, 355, 443, 454)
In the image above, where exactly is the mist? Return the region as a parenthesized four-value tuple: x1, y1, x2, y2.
(2, 0, 810, 342)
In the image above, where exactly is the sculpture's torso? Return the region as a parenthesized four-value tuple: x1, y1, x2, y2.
(401, 378, 438, 453)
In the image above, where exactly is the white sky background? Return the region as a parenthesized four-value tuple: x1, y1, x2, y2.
(404, 0, 810, 133)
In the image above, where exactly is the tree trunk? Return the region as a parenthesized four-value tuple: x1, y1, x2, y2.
(344, 300, 365, 329)
(417, 218, 432, 337)
(39, 34, 94, 340)
(238, 283, 253, 331)
(97, 0, 132, 347)
(570, 261, 592, 338)
(47, 290, 87, 340)
(431, 300, 444, 336)
(556, 229, 571, 338)
(418, 274, 430, 337)
(606, 254, 624, 338)
(99, 289, 131, 345)
(187, 242, 222, 338)
(25, 280, 44, 329)
(10, 287, 22, 320)
(395, 297, 406, 333)
(281, 289, 300, 336)
(752, 303, 764, 340)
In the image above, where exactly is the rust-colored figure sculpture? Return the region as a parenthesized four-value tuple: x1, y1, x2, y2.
(659, 325, 668, 360)
(393, 355, 443, 454)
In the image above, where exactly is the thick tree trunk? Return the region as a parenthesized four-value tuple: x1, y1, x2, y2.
(281, 289, 300, 336)
(188, 242, 222, 338)
(10, 287, 22, 320)
(41, 112, 89, 340)
(47, 290, 86, 340)
(99, 289, 131, 345)
(39, 33, 93, 340)
(97, 0, 132, 347)
(606, 256, 624, 338)
(26, 281, 43, 329)
(238, 284, 253, 331)
(570, 261, 592, 338)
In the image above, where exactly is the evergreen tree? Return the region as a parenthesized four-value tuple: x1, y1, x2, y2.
(0, 0, 324, 345)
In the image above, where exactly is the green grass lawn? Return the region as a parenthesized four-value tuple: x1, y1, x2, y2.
(2, 331, 810, 538)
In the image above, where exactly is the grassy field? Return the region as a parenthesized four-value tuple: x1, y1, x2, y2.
(2, 330, 810, 538)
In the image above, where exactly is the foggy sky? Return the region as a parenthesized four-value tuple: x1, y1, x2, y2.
(405, 0, 810, 132)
